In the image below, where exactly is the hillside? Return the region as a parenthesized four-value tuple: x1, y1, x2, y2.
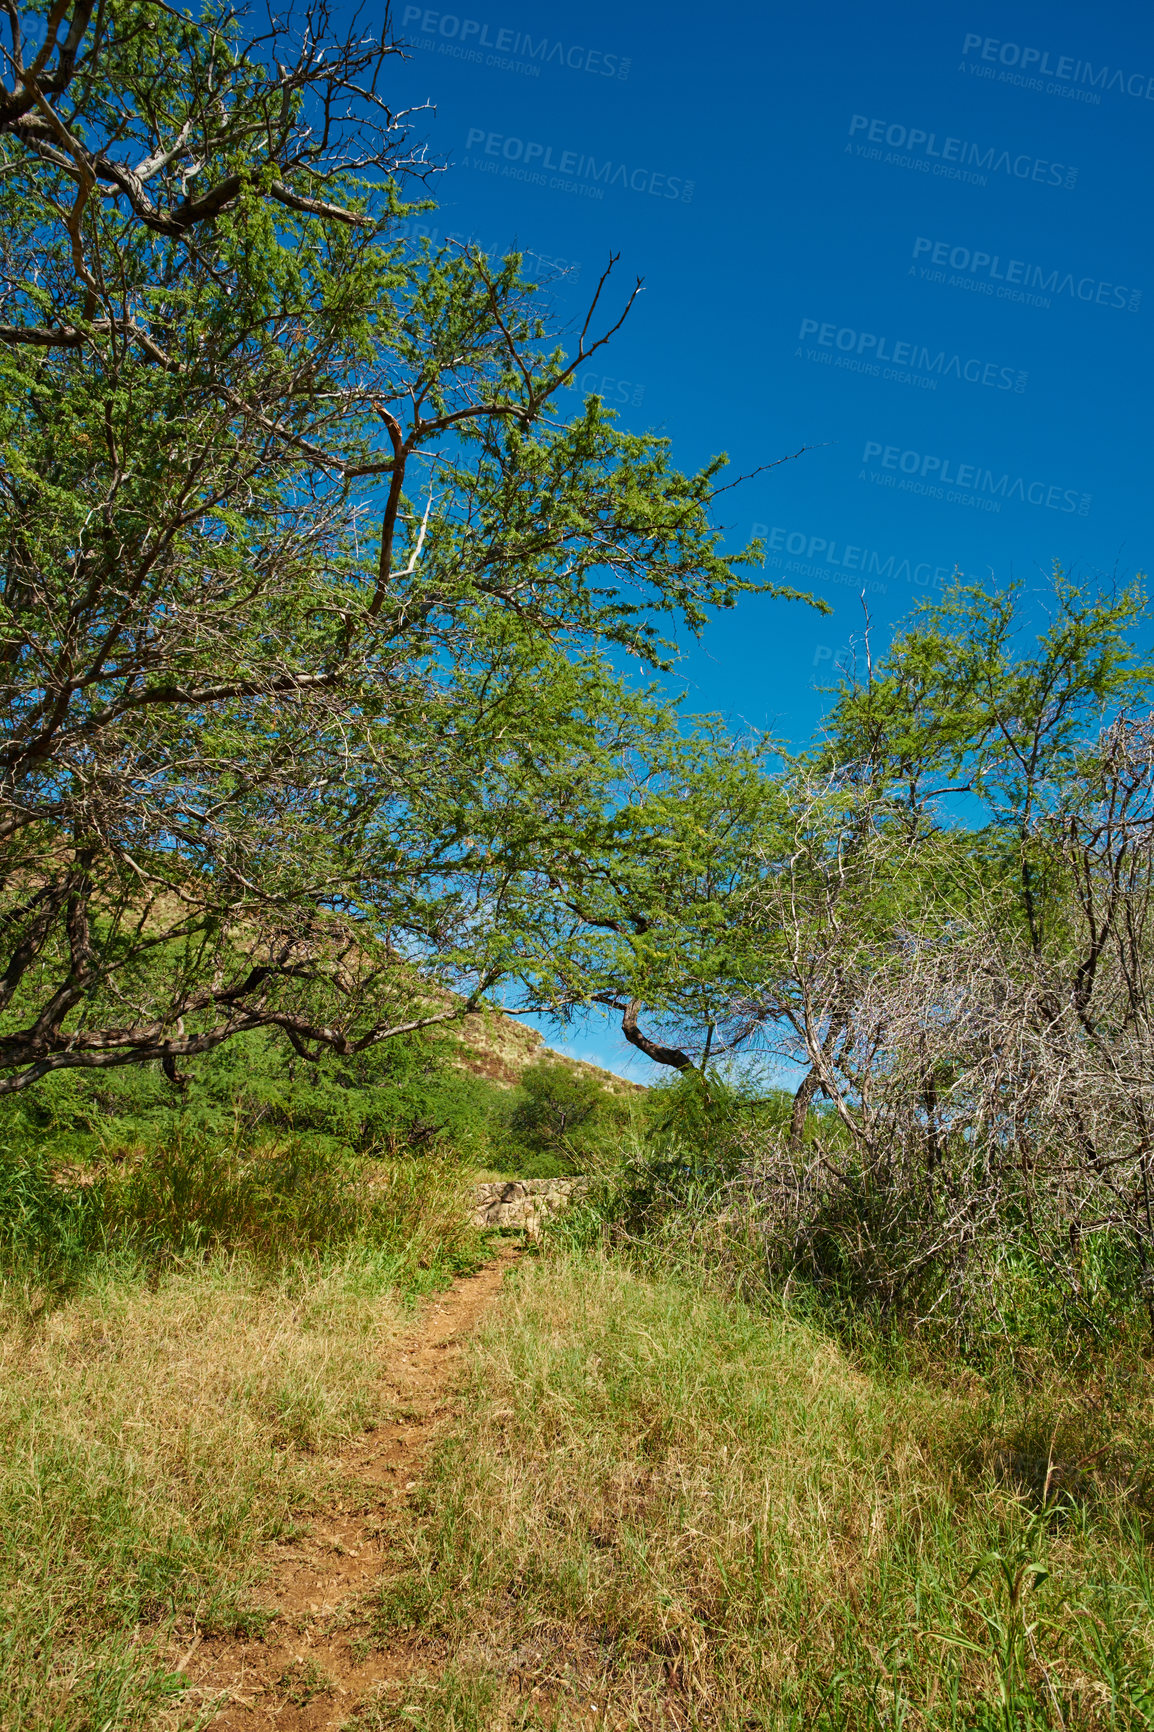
(448, 1005, 643, 1096)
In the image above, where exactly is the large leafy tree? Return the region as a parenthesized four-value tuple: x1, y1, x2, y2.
(554, 580, 1152, 1085)
(0, 0, 808, 1091)
(821, 574, 1150, 943)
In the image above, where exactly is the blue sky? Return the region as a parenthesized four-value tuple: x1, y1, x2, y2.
(385, 0, 1154, 1081)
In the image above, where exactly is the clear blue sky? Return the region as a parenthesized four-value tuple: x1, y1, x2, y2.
(385, 0, 1154, 1081)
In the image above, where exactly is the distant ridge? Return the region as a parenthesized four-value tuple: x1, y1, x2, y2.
(450, 1008, 641, 1095)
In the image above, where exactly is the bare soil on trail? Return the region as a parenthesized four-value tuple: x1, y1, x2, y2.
(183, 1245, 521, 1730)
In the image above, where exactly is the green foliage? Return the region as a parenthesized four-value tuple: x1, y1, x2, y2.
(0, 1129, 480, 1303)
(1, 0, 815, 1088)
(575, 577, 1154, 1358)
(494, 1059, 629, 1177)
(557, 1061, 1154, 1371)
(597, 1072, 814, 1226)
(506, 725, 798, 1054)
(0, 1136, 108, 1293)
(644, 1069, 800, 1160)
(821, 571, 1151, 944)
(0, 1025, 499, 1164)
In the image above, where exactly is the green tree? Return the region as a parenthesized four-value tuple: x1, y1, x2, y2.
(0, 0, 811, 1091)
(545, 577, 1151, 1105)
(822, 573, 1150, 945)
(504, 1059, 616, 1172)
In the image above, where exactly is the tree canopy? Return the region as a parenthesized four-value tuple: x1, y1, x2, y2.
(0, 0, 812, 1090)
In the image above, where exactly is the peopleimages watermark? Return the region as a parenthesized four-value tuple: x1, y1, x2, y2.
(811, 639, 864, 672)
(393, 217, 582, 280)
(401, 8, 630, 79)
(797, 317, 1027, 393)
(461, 128, 695, 202)
(860, 441, 1092, 516)
(752, 522, 962, 595)
(909, 237, 1142, 313)
(960, 33, 1154, 104)
(846, 114, 1077, 189)
(576, 370, 645, 407)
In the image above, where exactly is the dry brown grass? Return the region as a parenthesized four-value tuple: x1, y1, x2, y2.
(0, 1255, 409, 1730)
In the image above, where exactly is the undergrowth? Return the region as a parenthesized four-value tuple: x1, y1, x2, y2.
(377, 1250, 1154, 1730)
(10, 1057, 1153, 1730)
(552, 1069, 1154, 1380)
(0, 1132, 478, 1297)
(0, 1113, 482, 1732)
(0, 1247, 414, 1730)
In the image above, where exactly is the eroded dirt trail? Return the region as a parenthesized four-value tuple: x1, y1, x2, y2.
(185, 1246, 520, 1729)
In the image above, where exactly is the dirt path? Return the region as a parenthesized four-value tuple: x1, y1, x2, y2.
(184, 1246, 520, 1730)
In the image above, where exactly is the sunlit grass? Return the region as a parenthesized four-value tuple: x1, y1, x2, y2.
(379, 1251, 1154, 1729)
(0, 1136, 481, 1731)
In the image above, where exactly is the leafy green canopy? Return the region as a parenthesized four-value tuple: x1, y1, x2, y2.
(0, 0, 813, 1090)
(554, 576, 1153, 1071)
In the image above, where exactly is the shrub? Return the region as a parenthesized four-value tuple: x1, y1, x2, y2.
(496, 1060, 633, 1176)
(0, 1134, 478, 1297)
(0, 1027, 496, 1166)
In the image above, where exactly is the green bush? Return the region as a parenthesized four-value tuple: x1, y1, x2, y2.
(494, 1059, 633, 1176)
(0, 1026, 498, 1165)
(0, 1133, 479, 1297)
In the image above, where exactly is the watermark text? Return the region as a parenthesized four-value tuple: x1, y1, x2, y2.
(401, 9, 630, 79)
(462, 127, 694, 202)
(961, 33, 1154, 104)
(797, 316, 1027, 392)
(847, 114, 1077, 190)
(860, 440, 1091, 516)
(909, 237, 1141, 312)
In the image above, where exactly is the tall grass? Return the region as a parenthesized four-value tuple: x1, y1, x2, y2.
(0, 1253, 412, 1730)
(377, 1251, 1154, 1729)
(0, 1132, 478, 1296)
(0, 1131, 481, 1731)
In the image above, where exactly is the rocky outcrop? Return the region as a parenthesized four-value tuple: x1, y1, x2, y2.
(471, 1177, 587, 1235)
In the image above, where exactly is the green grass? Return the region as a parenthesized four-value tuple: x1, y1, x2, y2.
(7, 1109, 1154, 1731)
(0, 1031, 636, 1730)
(0, 1132, 480, 1293)
(0, 1132, 482, 1732)
(376, 1250, 1154, 1730)
(352, 1668, 502, 1730)
(0, 1252, 401, 1728)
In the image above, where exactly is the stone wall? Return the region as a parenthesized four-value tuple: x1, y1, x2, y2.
(471, 1177, 587, 1236)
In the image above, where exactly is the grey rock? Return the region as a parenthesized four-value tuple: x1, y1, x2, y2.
(470, 1177, 588, 1235)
